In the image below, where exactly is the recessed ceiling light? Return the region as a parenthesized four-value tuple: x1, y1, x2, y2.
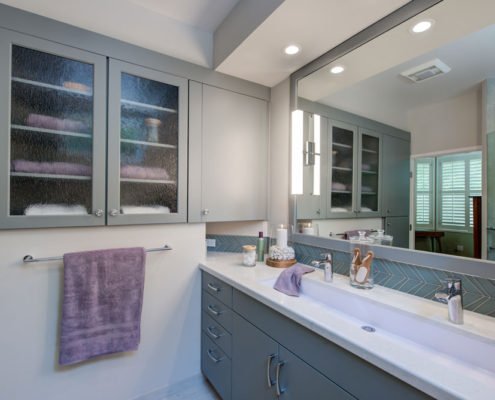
(330, 65, 345, 74)
(284, 44, 301, 55)
(411, 19, 434, 34)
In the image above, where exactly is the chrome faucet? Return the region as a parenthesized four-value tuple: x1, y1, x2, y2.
(434, 278, 463, 324)
(311, 253, 333, 282)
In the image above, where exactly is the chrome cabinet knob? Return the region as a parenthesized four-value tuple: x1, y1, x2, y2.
(202, 209, 210, 216)
(109, 209, 119, 217)
(94, 209, 104, 217)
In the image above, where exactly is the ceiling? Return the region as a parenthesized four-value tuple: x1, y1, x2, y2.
(298, 0, 495, 130)
(0, 0, 410, 87)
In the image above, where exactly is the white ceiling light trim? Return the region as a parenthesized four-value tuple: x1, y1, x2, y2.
(330, 65, 345, 74)
(411, 19, 435, 34)
(284, 44, 301, 55)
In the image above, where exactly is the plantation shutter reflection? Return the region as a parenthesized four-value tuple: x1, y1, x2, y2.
(415, 158, 434, 229)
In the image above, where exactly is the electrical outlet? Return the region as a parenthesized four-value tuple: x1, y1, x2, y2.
(456, 244, 464, 252)
(206, 238, 216, 248)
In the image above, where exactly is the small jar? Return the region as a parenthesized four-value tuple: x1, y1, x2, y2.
(145, 118, 162, 142)
(242, 245, 257, 266)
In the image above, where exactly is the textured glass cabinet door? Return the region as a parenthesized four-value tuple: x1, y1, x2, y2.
(358, 129, 381, 215)
(107, 59, 188, 225)
(328, 121, 357, 216)
(0, 31, 106, 228)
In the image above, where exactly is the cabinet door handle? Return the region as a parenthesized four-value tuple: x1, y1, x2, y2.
(109, 209, 119, 217)
(202, 209, 210, 216)
(207, 349, 224, 363)
(275, 361, 285, 397)
(206, 326, 223, 339)
(94, 209, 104, 217)
(207, 304, 222, 316)
(266, 354, 276, 388)
(207, 282, 220, 292)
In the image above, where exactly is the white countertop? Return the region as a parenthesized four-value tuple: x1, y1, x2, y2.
(200, 252, 495, 400)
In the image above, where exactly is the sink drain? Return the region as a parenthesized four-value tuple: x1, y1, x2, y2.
(361, 325, 376, 333)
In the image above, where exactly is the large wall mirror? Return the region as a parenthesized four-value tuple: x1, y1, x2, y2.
(291, 0, 495, 262)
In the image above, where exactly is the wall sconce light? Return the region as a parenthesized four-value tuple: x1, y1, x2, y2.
(313, 114, 321, 196)
(291, 110, 303, 195)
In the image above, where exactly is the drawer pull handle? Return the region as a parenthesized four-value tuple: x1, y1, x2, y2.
(276, 361, 285, 397)
(207, 283, 221, 292)
(207, 349, 224, 363)
(207, 304, 222, 316)
(206, 326, 224, 339)
(266, 354, 276, 388)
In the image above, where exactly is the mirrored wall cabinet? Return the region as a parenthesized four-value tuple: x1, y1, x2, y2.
(296, 107, 409, 222)
(0, 29, 188, 229)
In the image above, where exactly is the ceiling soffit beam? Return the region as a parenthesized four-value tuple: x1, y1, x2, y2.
(214, 0, 285, 69)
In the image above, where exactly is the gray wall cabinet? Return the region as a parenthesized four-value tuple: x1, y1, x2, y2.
(385, 216, 410, 249)
(201, 271, 432, 399)
(189, 82, 268, 223)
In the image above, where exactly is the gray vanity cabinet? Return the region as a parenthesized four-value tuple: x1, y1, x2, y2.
(0, 29, 107, 229)
(107, 59, 188, 225)
(189, 82, 268, 223)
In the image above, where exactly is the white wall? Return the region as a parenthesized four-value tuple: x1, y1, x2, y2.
(206, 221, 268, 236)
(408, 85, 481, 156)
(0, 223, 205, 400)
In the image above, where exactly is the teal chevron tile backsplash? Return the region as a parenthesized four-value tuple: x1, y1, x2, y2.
(206, 234, 495, 317)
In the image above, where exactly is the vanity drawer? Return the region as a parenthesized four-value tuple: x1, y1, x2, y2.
(202, 333, 231, 400)
(202, 311, 232, 357)
(202, 271, 233, 307)
(202, 291, 233, 332)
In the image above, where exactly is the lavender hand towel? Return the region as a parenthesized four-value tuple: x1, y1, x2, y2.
(273, 264, 314, 297)
(11, 160, 92, 177)
(120, 165, 170, 181)
(60, 247, 146, 366)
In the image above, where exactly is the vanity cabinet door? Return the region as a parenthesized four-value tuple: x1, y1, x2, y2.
(327, 120, 358, 218)
(382, 135, 410, 217)
(107, 59, 188, 225)
(278, 346, 355, 400)
(188, 82, 268, 223)
(232, 313, 278, 400)
(356, 128, 382, 217)
(0, 29, 107, 229)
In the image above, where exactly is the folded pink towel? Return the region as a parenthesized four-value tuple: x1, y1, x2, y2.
(11, 160, 92, 177)
(332, 182, 347, 191)
(26, 113, 89, 133)
(121, 165, 170, 181)
(273, 264, 314, 297)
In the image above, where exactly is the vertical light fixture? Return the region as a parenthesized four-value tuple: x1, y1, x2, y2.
(313, 114, 321, 195)
(291, 110, 304, 195)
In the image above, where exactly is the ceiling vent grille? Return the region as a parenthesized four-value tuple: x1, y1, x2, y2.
(400, 58, 451, 83)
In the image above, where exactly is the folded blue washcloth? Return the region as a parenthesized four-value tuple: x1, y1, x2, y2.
(273, 264, 314, 297)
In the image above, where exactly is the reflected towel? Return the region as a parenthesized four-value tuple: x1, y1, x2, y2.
(26, 113, 89, 133)
(60, 247, 146, 366)
(331, 182, 347, 191)
(120, 165, 170, 181)
(120, 206, 170, 214)
(25, 204, 88, 215)
(11, 160, 92, 177)
(273, 264, 314, 297)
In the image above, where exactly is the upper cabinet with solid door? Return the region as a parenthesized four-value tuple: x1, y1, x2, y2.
(0, 30, 107, 229)
(189, 82, 268, 223)
(107, 60, 188, 225)
(0, 29, 189, 229)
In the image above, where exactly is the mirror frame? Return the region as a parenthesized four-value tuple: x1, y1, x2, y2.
(288, 0, 495, 279)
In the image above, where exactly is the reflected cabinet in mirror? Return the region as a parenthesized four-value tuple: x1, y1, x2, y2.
(293, 0, 495, 259)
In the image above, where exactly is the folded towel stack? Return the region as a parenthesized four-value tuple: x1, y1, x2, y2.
(273, 264, 314, 297)
(11, 160, 92, 177)
(120, 205, 170, 214)
(25, 204, 88, 215)
(120, 165, 170, 181)
(60, 247, 146, 365)
(26, 113, 89, 133)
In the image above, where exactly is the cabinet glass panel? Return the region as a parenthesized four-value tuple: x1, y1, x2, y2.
(119, 72, 178, 214)
(331, 126, 354, 212)
(360, 134, 379, 212)
(10, 45, 93, 216)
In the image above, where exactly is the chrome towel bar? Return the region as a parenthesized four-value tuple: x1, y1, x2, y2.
(23, 244, 173, 263)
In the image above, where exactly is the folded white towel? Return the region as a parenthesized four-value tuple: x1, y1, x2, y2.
(25, 204, 88, 216)
(331, 207, 349, 212)
(120, 205, 170, 214)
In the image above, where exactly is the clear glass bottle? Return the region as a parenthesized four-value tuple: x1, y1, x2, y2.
(242, 245, 257, 266)
(349, 231, 374, 289)
(369, 229, 393, 246)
